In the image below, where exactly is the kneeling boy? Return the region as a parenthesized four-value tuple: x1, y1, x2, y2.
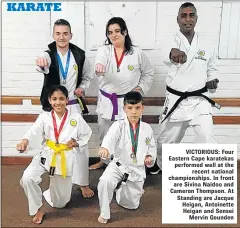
(97, 91, 157, 224)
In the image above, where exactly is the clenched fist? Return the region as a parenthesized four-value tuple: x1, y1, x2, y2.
(66, 138, 79, 149)
(16, 139, 29, 153)
(98, 147, 110, 160)
(74, 88, 85, 97)
(95, 63, 106, 76)
(170, 48, 187, 64)
(144, 155, 154, 166)
(36, 57, 49, 68)
(206, 78, 219, 89)
(132, 86, 143, 95)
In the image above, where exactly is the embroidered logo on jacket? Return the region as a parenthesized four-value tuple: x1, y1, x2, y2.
(73, 64, 78, 72)
(128, 65, 134, 71)
(145, 137, 151, 145)
(195, 49, 207, 61)
(70, 119, 77, 127)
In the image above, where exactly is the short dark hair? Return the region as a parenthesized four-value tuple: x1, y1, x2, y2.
(124, 91, 143, 105)
(178, 2, 197, 14)
(54, 19, 71, 32)
(48, 85, 68, 99)
(105, 17, 134, 55)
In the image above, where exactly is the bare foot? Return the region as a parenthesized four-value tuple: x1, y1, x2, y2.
(89, 161, 105, 170)
(98, 215, 108, 224)
(80, 186, 94, 198)
(32, 210, 45, 224)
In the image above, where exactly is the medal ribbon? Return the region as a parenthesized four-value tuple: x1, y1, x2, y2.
(51, 109, 68, 144)
(114, 48, 125, 71)
(56, 50, 71, 82)
(129, 121, 140, 156)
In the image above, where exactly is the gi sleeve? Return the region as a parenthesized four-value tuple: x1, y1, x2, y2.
(23, 113, 45, 143)
(137, 50, 154, 95)
(162, 34, 181, 66)
(94, 45, 109, 67)
(78, 58, 94, 90)
(76, 115, 92, 148)
(145, 128, 157, 168)
(207, 48, 219, 82)
(101, 121, 121, 156)
(36, 52, 51, 74)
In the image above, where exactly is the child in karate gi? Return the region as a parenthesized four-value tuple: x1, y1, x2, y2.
(97, 91, 157, 224)
(17, 85, 92, 224)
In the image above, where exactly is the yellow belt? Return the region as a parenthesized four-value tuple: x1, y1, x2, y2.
(46, 140, 71, 178)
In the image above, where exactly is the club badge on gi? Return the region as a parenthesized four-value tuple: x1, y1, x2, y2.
(73, 64, 78, 72)
(145, 137, 151, 145)
(70, 119, 77, 127)
(6, 2, 62, 11)
(128, 65, 134, 71)
(195, 49, 207, 61)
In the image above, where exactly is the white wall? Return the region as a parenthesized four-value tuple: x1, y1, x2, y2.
(2, 1, 240, 158)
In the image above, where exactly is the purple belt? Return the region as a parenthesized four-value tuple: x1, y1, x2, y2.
(68, 99, 78, 105)
(100, 89, 125, 121)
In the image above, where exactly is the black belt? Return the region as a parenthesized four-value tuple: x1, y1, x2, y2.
(161, 85, 221, 123)
(115, 162, 129, 190)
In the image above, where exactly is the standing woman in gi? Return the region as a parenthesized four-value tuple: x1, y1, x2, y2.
(89, 17, 154, 170)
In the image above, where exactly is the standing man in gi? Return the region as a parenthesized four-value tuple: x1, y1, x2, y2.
(35, 19, 94, 197)
(149, 2, 220, 174)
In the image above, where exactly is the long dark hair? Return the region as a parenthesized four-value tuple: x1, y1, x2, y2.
(105, 17, 134, 55)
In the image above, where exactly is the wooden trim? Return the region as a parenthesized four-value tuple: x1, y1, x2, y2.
(2, 156, 32, 165)
(216, 98, 240, 107)
(1, 156, 103, 165)
(1, 114, 38, 122)
(1, 113, 240, 124)
(213, 116, 240, 125)
(2, 156, 240, 165)
(2, 96, 240, 107)
(2, 96, 23, 105)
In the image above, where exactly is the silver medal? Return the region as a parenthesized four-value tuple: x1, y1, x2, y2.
(62, 80, 66, 85)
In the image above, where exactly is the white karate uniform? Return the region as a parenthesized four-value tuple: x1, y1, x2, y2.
(37, 50, 94, 186)
(20, 109, 92, 215)
(97, 118, 157, 219)
(94, 45, 154, 141)
(156, 31, 219, 169)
